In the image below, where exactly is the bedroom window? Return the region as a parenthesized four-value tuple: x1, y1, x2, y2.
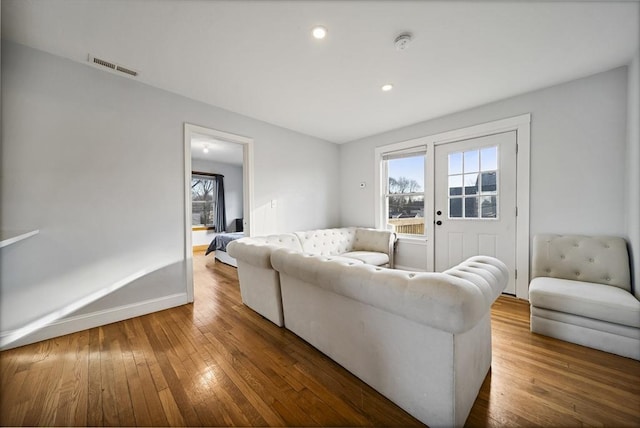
(192, 174, 216, 228)
(191, 171, 227, 232)
(382, 148, 427, 236)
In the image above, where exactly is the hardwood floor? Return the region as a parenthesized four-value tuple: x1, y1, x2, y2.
(1, 253, 639, 427)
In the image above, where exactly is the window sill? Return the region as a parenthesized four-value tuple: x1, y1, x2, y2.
(192, 226, 215, 232)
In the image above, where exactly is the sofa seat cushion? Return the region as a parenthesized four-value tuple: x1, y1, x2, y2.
(341, 251, 389, 266)
(529, 277, 640, 328)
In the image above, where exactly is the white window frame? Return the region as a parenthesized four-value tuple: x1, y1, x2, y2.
(375, 138, 433, 243)
(381, 147, 428, 237)
(375, 114, 531, 299)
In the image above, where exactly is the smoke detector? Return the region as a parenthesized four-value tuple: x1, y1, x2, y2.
(394, 33, 413, 51)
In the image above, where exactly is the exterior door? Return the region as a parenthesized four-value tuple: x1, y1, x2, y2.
(434, 131, 517, 294)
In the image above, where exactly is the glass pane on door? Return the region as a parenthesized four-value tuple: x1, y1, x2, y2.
(448, 147, 499, 219)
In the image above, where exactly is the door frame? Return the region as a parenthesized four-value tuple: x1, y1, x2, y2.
(433, 130, 518, 293)
(183, 123, 254, 303)
(375, 114, 530, 299)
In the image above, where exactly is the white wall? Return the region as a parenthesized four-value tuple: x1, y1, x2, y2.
(0, 41, 339, 345)
(627, 48, 640, 295)
(251, 139, 340, 235)
(340, 67, 629, 272)
(191, 158, 244, 247)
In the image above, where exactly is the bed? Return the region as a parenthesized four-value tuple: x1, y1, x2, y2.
(205, 232, 244, 267)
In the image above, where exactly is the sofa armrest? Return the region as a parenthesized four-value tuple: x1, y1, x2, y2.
(227, 239, 274, 269)
(227, 233, 301, 269)
(444, 256, 510, 306)
(354, 228, 397, 267)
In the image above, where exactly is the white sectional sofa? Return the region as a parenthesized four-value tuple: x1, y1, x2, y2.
(227, 227, 396, 326)
(229, 227, 509, 426)
(271, 249, 508, 427)
(529, 234, 640, 360)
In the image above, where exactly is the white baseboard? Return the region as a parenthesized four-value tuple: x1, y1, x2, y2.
(0, 293, 189, 350)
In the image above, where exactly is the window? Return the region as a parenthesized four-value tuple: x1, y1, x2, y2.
(382, 148, 426, 236)
(447, 146, 498, 219)
(192, 174, 216, 228)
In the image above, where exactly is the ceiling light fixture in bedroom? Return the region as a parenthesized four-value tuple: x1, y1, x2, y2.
(381, 84, 394, 92)
(203, 144, 209, 154)
(312, 26, 327, 39)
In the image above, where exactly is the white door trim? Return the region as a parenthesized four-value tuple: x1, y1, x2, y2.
(375, 114, 530, 299)
(183, 123, 254, 303)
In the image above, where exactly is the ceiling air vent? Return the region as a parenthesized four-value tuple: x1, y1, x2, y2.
(115, 65, 138, 77)
(88, 55, 139, 77)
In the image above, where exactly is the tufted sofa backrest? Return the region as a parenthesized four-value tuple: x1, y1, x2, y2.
(271, 250, 508, 334)
(532, 234, 630, 292)
(252, 233, 302, 250)
(295, 228, 357, 256)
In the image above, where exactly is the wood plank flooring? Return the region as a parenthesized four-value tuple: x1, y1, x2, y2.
(1, 252, 639, 427)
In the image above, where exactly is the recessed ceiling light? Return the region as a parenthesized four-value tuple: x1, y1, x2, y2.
(203, 145, 209, 154)
(381, 84, 394, 92)
(312, 26, 327, 39)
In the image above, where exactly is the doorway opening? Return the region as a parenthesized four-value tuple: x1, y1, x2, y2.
(183, 123, 254, 302)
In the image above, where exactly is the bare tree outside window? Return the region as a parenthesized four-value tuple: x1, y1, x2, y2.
(384, 153, 426, 235)
(388, 176, 423, 218)
(192, 177, 215, 226)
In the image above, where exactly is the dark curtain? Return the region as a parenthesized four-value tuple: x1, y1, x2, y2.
(213, 175, 226, 232)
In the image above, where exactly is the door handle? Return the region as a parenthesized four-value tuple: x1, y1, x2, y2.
(436, 220, 442, 226)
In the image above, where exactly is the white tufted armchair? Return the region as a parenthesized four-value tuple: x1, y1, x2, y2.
(529, 234, 640, 360)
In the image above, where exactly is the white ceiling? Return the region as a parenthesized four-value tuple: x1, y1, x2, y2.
(2, 1, 638, 144)
(191, 133, 244, 166)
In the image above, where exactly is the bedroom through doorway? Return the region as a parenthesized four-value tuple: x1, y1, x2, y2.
(183, 123, 254, 303)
